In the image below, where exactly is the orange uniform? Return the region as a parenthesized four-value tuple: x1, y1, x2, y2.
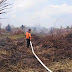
(26, 32, 31, 40)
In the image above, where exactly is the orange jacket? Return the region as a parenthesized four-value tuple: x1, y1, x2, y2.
(26, 32, 31, 40)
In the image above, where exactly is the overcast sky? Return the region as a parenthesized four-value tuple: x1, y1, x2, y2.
(0, 0, 72, 28)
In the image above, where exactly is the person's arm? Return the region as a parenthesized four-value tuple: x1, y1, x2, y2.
(29, 33, 31, 41)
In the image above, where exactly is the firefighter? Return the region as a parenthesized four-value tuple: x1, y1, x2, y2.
(25, 29, 31, 48)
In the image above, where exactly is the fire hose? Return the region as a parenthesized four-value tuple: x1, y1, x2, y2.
(30, 41, 53, 72)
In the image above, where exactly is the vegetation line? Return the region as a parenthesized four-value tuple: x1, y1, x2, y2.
(30, 41, 53, 72)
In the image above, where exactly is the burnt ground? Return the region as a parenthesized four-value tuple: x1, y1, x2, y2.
(0, 32, 72, 72)
(0, 37, 48, 72)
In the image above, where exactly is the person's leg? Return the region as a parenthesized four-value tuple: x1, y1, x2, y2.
(28, 39, 30, 47)
(27, 39, 29, 48)
(27, 39, 30, 48)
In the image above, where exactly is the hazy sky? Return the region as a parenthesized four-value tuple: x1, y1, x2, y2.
(0, 0, 72, 28)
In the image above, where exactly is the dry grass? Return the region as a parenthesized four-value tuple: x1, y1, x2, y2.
(0, 30, 72, 72)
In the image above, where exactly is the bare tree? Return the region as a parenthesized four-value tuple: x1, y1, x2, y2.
(0, 0, 11, 15)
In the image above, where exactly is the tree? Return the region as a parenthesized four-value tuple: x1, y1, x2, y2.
(0, 0, 11, 15)
(6, 24, 11, 31)
(66, 26, 70, 29)
(0, 23, 2, 29)
(21, 25, 24, 30)
(71, 25, 72, 29)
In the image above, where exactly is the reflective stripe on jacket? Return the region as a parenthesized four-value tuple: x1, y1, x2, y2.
(26, 32, 31, 40)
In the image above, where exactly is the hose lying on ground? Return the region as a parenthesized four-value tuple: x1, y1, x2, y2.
(30, 41, 53, 72)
